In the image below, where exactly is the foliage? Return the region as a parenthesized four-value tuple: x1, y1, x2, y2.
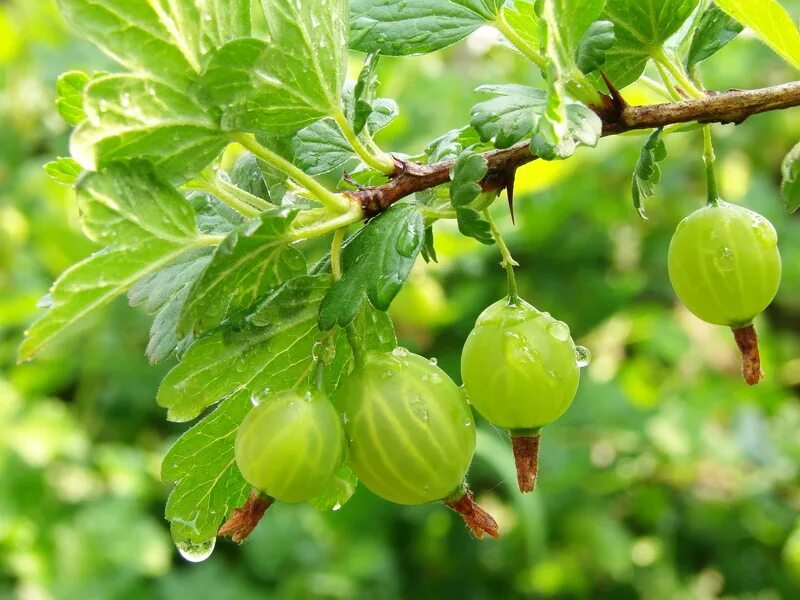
(2, 0, 800, 598)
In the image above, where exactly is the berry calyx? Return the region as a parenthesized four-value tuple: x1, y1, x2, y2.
(234, 388, 344, 503)
(667, 201, 781, 384)
(461, 298, 583, 492)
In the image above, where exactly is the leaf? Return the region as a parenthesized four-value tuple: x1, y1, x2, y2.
(470, 85, 601, 157)
(71, 74, 226, 184)
(450, 151, 489, 208)
(188, 192, 246, 234)
(56, 71, 89, 126)
(318, 203, 425, 330)
(129, 248, 213, 364)
(77, 162, 197, 247)
(420, 226, 438, 263)
(501, 0, 539, 50)
(56, 0, 251, 87)
(531, 103, 602, 160)
(575, 20, 616, 74)
(19, 163, 201, 361)
(353, 52, 380, 135)
(424, 127, 484, 163)
(350, 0, 487, 56)
(309, 464, 358, 512)
(686, 4, 743, 69)
(19, 243, 197, 361)
(221, 0, 349, 135)
(713, 0, 800, 71)
(781, 141, 800, 213)
(44, 157, 82, 186)
(162, 390, 252, 545)
(178, 209, 306, 338)
(471, 84, 547, 149)
(601, 0, 700, 88)
(196, 38, 266, 106)
(631, 128, 667, 218)
(229, 152, 270, 201)
(449, 151, 494, 245)
(158, 275, 332, 422)
(283, 119, 358, 176)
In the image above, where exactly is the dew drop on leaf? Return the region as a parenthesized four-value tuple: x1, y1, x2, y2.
(395, 223, 421, 257)
(391, 346, 409, 358)
(176, 538, 216, 563)
(547, 320, 570, 341)
(575, 345, 592, 368)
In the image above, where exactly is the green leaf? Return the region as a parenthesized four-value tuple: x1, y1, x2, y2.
(158, 275, 332, 422)
(56, 71, 89, 126)
(425, 127, 484, 163)
(283, 119, 358, 176)
(713, 0, 800, 71)
(44, 157, 82, 186)
(221, 0, 349, 135)
(188, 192, 246, 234)
(470, 84, 601, 157)
(471, 84, 547, 149)
(449, 151, 494, 245)
(350, 0, 486, 56)
(575, 20, 616, 74)
(196, 38, 266, 106)
(77, 162, 197, 247)
(19, 163, 202, 361)
(71, 74, 226, 184)
(450, 151, 489, 208)
(178, 209, 306, 338)
(229, 153, 270, 201)
(420, 225, 438, 263)
(353, 52, 380, 134)
(501, 0, 539, 50)
(781, 141, 800, 213)
(686, 4, 743, 69)
(318, 203, 425, 330)
(601, 0, 700, 88)
(162, 390, 252, 546)
(631, 128, 667, 219)
(129, 248, 213, 364)
(531, 102, 602, 160)
(20, 242, 197, 361)
(56, 0, 251, 86)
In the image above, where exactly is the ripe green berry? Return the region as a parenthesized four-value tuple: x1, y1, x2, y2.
(668, 201, 781, 327)
(668, 201, 781, 385)
(235, 388, 344, 503)
(461, 297, 584, 491)
(336, 349, 476, 506)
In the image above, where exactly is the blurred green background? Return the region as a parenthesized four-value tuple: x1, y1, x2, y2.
(1, 1, 800, 598)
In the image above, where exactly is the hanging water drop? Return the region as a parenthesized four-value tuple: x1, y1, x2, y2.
(575, 345, 592, 368)
(176, 538, 216, 563)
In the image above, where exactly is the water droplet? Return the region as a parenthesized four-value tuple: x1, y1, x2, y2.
(250, 387, 270, 406)
(392, 347, 409, 358)
(312, 340, 324, 362)
(375, 274, 403, 306)
(395, 223, 421, 257)
(547, 369, 559, 379)
(751, 216, 777, 247)
(98, 99, 109, 113)
(120, 93, 130, 108)
(176, 538, 216, 563)
(429, 357, 438, 366)
(304, 391, 313, 401)
(547, 320, 570, 341)
(429, 373, 442, 384)
(332, 502, 342, 511)
(381, 370, 395, 379)
(715, 247, 735, 271)
(464, 420, 473, 428)
(36, 294, 54, 309)
(575, 345, 592, 368)
(341, 412, 349, 424)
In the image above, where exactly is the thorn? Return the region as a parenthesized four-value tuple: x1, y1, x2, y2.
(600, 70, 628, 121)
(342, 170, 365, 190)
(506, 169, 516, 225)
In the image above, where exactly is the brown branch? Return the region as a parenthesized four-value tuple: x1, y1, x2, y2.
(349, 81, 800, 214)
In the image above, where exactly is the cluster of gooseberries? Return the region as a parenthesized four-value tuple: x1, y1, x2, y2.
(226, 163, 782, 544)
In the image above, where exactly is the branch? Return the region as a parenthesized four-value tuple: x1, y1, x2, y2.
(350, 81, 800, 214)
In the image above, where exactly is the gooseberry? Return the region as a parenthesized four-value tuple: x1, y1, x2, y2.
(336, 349, 498, 538)
(668, 201, 781, 384)
(234, 388, 344, 503)
(461, 297, 583, 492)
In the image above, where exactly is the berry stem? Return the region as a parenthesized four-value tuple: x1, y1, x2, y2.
(444, 485, 500, 540)
(511, 431, 541, 492)
(732, 324, 763, 385)
(218, 489, 274, 543)
(483, 208, 520, 304)
(702, 125, 720, 206)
